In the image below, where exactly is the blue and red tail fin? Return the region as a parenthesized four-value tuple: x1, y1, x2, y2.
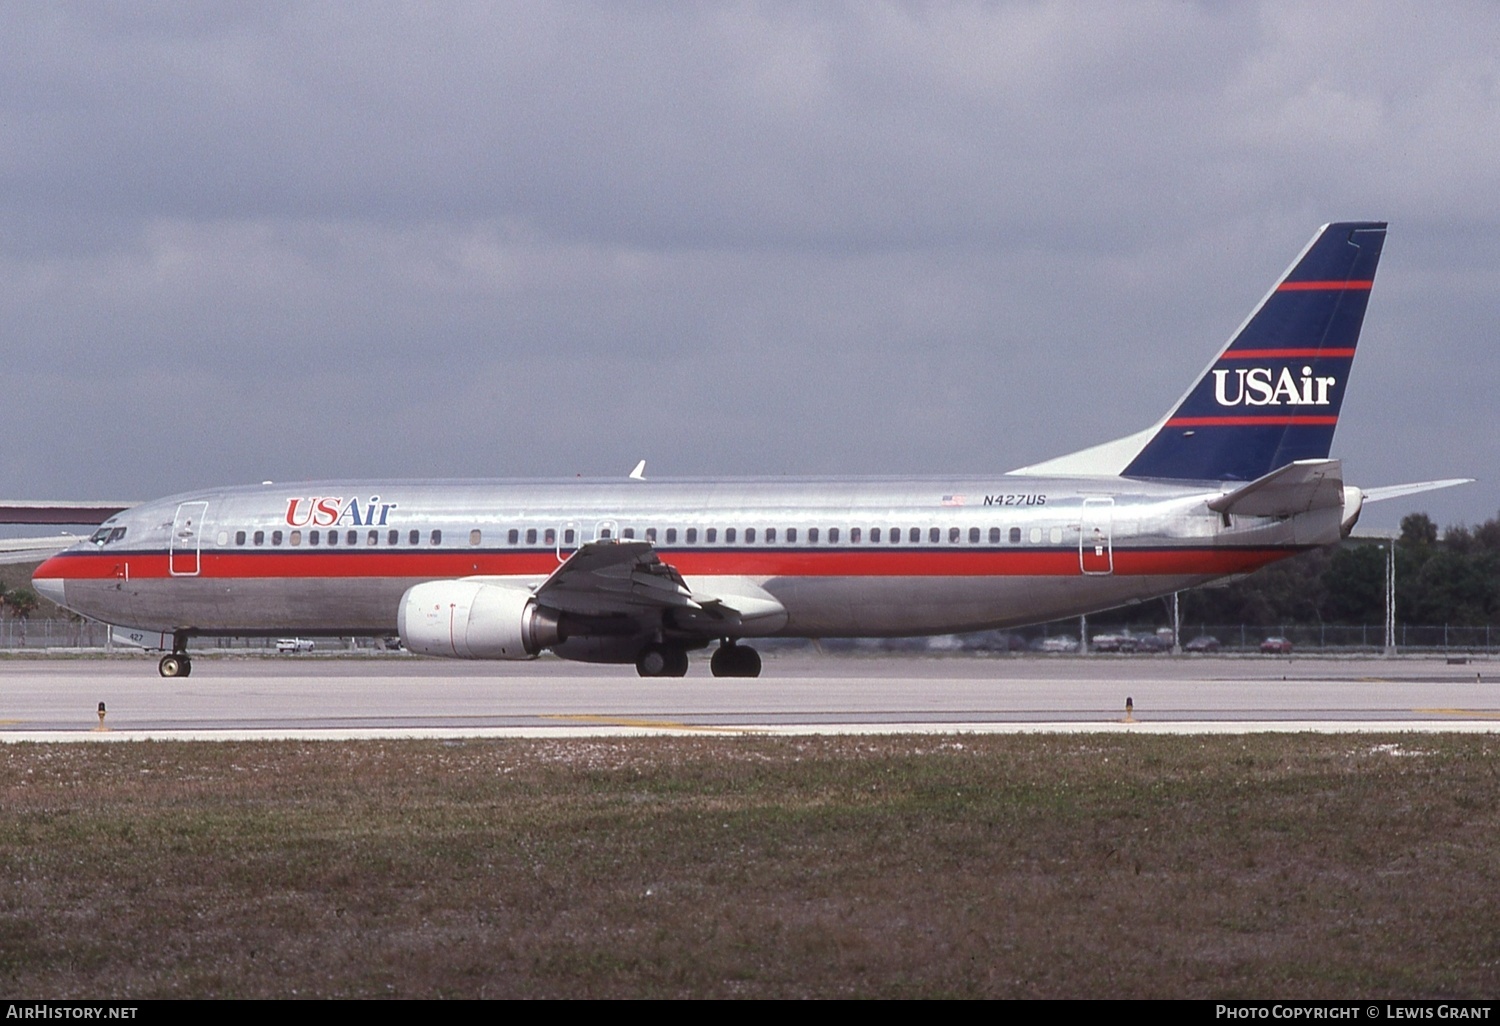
(1118, 221, 1386, 481)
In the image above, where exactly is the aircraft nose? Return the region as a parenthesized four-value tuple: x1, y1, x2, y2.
(32, 573, 65, 607)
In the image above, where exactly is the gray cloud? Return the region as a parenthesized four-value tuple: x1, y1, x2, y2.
(0, 1, 1496, 530)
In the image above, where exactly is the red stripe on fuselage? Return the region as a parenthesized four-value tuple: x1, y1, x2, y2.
(36, 546, 1299, 581)
(1275, 280, 1373, 291)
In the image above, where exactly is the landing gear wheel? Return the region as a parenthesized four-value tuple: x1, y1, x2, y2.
(159, 654, 191, 678)
(636, 643, 689, 678)
(710, 642, 761, 678)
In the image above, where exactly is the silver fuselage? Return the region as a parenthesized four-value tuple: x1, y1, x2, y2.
(34, 475, 1341, 653)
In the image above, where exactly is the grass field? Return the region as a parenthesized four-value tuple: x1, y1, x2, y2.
(3, 733, 1498, 998)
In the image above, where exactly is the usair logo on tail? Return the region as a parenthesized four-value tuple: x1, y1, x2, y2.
(1213, 366, 1338, 407)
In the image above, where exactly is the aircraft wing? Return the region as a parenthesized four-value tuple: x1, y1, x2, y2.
(1207, 459, 1345, 518)
(527, 541, 788, 632)
(0, 535, 80, 565)
(0, 501, 135, 525)
(532, 541, 702, 616)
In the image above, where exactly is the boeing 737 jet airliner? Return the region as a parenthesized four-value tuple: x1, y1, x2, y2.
(27, 222, 1468, 677)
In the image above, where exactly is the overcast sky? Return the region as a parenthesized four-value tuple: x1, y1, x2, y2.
(2, 1, 1496, 530)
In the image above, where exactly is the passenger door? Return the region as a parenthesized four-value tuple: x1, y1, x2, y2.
(1080, 497, 1114, 575)
(169, 501, 209, 576)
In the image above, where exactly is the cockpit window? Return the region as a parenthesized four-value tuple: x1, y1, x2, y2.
(90, 527, 128, 545)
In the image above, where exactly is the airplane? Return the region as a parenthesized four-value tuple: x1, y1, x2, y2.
(22, 221, 1470, 679)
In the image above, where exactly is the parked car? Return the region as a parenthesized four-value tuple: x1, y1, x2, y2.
(1132, 633, 1172, 653)
(1184, 635, 1221, 653)
(1032, 636, 1080, 653)
(1090, 633, 1135, 653)
(275, 638, 315, 654)
(1260, 636, 1294, 654)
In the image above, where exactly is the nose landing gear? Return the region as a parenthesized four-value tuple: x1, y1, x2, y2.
(158, 653, 192, 678)
(158, 632, 192, 677)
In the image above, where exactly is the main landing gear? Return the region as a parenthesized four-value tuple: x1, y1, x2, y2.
(710, 640, 761, 678)
(635, 642, 689, 678)
(158, 633, 192, 678)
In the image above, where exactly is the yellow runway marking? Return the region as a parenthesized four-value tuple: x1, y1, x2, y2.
(543, 714, 764, 734)
(1415, 708, 1500, 719)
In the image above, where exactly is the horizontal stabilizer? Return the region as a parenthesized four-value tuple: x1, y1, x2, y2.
(1207, 459, 1344, 518)
(1362, 478, 1474, 504)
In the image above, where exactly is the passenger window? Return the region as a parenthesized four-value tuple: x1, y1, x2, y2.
(526, 528, 537, 545)
(273, 530, 284, 546)
(949, 527, 960, 544)
(254, 530, 265, 546)
(507, 529, 519, 545)
(850, 527, 861, 543)
(969, 527, 980, 543)
(989, 527, 1001, 544)
(1049, 526, 1063, 544)
(786, 527, 797, 543)
(469, 529, 482, 546)
(235, 530, 246, 546)
(290, 530, 301, 546)
(870, 527, 880, 543)
(686, 528, 698, 544)
(745, 527, 756, 543)
(1029, 527, 1042, 544)
(828, 527, 840, 543)
(910, 527, 920, 543)
(706, 528, 717, 543)
(808, 527, 819, 543)
(725, 528, 736, 543)
(646, 527, 657, 542)
(665, 528, 677, 544)
(310, 530, 320, 546)
(1010, 527, 1021, 544)
(929, 527, 940, 543)
(430, 530, 442, 545)
(765, 527, 776, 543)
(564, 528, 575, 544)
(347, 530, 358, 545)
(408, 530, 419, 545)
(544, 528, 556, 545)
(368, 530, 379, 546)
(386, 530, 396, 545)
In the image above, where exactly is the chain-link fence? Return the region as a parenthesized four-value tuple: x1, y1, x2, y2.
(1, 618, 1497, 655)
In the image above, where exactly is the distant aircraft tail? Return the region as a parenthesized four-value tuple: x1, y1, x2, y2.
(1010, 221, 1387, 482)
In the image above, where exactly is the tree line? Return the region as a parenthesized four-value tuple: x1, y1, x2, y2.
(1091, 511, 1500, 630)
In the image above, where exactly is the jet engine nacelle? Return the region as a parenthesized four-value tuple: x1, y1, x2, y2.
(397, 580, 562, 659)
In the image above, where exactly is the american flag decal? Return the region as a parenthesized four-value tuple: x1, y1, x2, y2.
(941, 494, 965, 506)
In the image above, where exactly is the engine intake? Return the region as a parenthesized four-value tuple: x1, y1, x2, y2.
(397, 580, 562, 659)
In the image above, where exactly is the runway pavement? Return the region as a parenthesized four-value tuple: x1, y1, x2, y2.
(3, 650, 1499, 740)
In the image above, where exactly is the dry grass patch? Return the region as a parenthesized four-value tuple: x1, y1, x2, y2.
(2, 734, 1498, 998)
